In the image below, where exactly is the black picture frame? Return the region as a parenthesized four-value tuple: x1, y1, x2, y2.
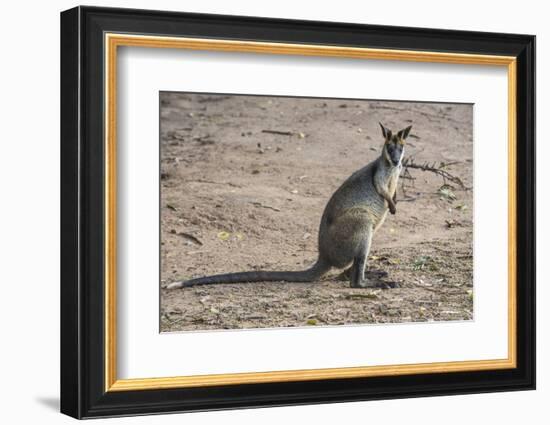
(61, 5, 535, 419)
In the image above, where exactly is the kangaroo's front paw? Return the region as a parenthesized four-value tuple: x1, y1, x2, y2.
(389, 203, 397, 215)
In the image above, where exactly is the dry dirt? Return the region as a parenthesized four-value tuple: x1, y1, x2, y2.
(159, 92, 473, 332)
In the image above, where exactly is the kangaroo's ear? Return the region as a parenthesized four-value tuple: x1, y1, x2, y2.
(379, 122, 392, 140)
(397, 125, 412, 140)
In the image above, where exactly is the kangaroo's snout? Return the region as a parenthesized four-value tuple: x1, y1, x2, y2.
(390, 156, 401, 166)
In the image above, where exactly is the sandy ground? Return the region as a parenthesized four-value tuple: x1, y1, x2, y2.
(159, 92, 473, 332)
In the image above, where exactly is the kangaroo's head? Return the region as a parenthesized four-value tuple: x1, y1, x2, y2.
(379, 123, 412, 167)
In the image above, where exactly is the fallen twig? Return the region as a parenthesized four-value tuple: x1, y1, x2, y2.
(180, 233, 203, 245)
(185, 179, 242, 188)
(261, 130, 294, 136)
(251, 201, 281, 212)
(445, 219, 463, 228)
(196, 96, 231, 103)
(402, 157, 469, 190)
(400, 167, 416, 198)
(399, 197, 419, 202)
(186, 250, 210, 255)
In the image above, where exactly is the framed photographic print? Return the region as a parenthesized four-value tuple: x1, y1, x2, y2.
(60, 6, 535, 419)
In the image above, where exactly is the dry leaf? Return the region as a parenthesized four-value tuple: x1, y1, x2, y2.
(438, 186, 457, 201)
(217, 231, 231, 241)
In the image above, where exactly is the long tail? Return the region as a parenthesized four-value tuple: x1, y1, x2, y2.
(167, 258, 330, 289)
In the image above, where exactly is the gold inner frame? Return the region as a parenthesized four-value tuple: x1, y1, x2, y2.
(104, 33, 517, 392)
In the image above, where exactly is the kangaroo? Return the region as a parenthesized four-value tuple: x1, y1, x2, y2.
(168, 123, 412, 289)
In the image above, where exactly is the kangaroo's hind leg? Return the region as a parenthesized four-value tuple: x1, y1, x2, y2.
(350, 225, 375, 288)
(350, 228, 400, 289)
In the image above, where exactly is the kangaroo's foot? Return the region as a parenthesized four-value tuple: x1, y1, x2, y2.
(351, 278, 399, 289)
(375, 281, 401, 289)
(337, 267, 388, 281)
(350, 278, 379, 288)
